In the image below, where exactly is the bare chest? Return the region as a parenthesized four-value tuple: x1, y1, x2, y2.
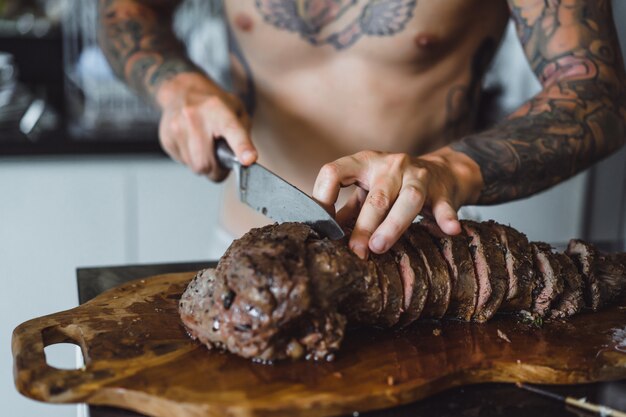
(225, 0, 509, 68)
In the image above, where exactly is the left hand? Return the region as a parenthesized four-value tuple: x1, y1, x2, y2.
(312, 148, 482, 260)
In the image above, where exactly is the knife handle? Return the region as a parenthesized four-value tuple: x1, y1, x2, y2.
(215, 139, 238, 170)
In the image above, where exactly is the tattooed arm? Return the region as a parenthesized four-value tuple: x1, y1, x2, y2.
(97, 0, 256, 179)
(451, 0, 626, 204)
(98, 0, 196, 100)
(313, 0, 625, 259)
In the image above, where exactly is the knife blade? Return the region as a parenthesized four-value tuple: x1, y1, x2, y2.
(216, 140, 345, 240)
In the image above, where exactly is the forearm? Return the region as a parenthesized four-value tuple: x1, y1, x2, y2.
(451, 79, 626, 205)
(450, 0, 626, 205)
(97, 0, 205, 105)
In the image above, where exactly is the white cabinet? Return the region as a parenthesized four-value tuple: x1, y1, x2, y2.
(0, 156, 222, 417)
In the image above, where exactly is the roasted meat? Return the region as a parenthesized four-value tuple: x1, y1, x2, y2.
(180, 221, 626, 363)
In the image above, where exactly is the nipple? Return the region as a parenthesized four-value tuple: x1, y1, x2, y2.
(234, 13, 254, 32)
(414, 33, 438, 49)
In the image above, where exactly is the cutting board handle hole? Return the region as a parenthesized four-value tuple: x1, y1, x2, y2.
(42, 326, 87, 371)
(44, 342, 85, 370)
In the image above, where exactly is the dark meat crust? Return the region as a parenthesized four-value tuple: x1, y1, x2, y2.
(179, 268, 229, 350)
(550, 253, 584, 318)
(405, 224, 451, 319)
(488, 221, 535, 311)
(211, 224, 315, 360)
(531, 242, 565, 317)
(371, 250, 404, 327)
(462, 220, 508, 323)
(390, 237, 429, 327)
(592, 252, 626, 309)
(305, 238, 380, 323)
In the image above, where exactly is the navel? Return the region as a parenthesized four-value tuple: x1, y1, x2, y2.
(234, 13, 254, 32)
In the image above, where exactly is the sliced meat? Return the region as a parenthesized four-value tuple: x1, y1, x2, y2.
(405, 224, 452, 319)
(550, 253, 584, 318)
(462, 220, 508, 322)
(566, 239, 601, 310)
(566, 239, 626, 310)
(182, 221, 626, 363)
(531, 242, 565, 317)
(487, 221, 535, 311)
(389, 237, 429, 327)
(421, 219, 477, 321)
(592, 252, 626, 308)
(371, 250, 404, 327)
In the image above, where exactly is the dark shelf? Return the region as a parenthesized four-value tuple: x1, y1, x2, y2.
(0, 32, 168, 156)
(0, 125, 165, 157)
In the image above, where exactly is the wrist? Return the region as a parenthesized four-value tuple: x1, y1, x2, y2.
(155, 71, 220, 111)
(423, 146, 484, 205)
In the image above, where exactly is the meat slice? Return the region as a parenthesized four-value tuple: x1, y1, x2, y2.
(531, 242, 565, 317)
(421, 219, 477, 321)
(389, 237, 429, 327)
(564, 239, 626, 310)
(462, 220, 508, 322)
(405, 224, 451, 319)
(371, 250, 404, 327)
(591, 252, 626, 309)
(566, 239, 600, 310)
(550, 253, 584, 318)
(487, 221, 535, 311)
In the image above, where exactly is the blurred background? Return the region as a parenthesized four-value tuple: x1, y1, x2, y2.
(0, 1, 624, 416)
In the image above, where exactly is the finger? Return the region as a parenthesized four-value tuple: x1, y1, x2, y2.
(350, 181, 400, 260)
(159, 118, 185, 164)
(313, 156, 365, 214)
(220, 117, 256, 166)
(160, 135, 184, 165)
(369, 182, 426, 254)
(180, 104, 218, 174)
(187, 130, 214, 175)
(336, 188, 367, 230)
(432, 198, 461, 235)
(178, 139, 192, 168)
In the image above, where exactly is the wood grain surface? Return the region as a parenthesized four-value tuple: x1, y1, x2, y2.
(12, 271, 626, 417)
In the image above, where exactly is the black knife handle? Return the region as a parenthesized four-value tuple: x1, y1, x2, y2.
(215, 139, 238, 170)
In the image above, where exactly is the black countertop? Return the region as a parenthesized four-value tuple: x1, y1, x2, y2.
(76, 257, 626, 417)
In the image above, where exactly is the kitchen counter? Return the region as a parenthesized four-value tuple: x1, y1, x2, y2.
(76, 257, 626, 417)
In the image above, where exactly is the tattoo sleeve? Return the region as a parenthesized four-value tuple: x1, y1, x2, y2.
(451, 0, 626, 205)
(97, 0, 203, 103)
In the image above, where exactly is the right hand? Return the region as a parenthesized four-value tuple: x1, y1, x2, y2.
(156, 72, 257, 181)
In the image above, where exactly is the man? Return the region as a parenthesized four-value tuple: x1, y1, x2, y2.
(98, 0, 625, 260)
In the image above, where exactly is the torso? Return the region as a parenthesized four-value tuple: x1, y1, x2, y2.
(221, 0, 509, 237)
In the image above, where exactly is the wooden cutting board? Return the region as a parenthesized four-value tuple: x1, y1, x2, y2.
(12, 272, 626, 417)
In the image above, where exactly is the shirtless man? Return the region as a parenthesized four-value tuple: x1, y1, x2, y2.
(98, 0, 625, 259)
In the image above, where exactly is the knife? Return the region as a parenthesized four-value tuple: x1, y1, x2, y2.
(215, 140, 345, 240)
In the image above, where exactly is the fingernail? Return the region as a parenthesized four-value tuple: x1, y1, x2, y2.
(241, 150, 255, 164)
(370, 235, 386, 253)
(351, 243, 368, 260)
